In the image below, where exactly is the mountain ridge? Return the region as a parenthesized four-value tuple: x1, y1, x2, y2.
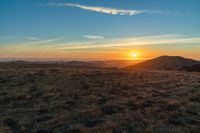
(126, 55, 200, 71)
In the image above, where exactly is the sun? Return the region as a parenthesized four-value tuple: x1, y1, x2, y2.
(132, 53, 137, 58)
(127, 51, 141, 60)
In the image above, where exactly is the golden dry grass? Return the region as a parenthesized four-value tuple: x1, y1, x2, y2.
(0, 63, 200, 133)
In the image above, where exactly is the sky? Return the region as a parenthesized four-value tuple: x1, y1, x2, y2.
(0, 0, 200, 61)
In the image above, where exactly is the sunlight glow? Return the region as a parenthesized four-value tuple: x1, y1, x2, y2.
(132, 53, 137, 58)
(127, 51, 144, 60)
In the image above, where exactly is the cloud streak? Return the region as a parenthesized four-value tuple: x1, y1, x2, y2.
(2, 34, 200, 51)
(1, 34, 200, 60)
(44, 3, 145, 16)
(83, 35, 104, 39)
(41, 3, 180, 16)
(58, 34, 200, 50)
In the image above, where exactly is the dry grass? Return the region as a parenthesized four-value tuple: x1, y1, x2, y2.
(0, 63, 200, 133)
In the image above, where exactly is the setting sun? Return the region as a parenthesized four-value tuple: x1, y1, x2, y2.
(132, 53, 137, 58)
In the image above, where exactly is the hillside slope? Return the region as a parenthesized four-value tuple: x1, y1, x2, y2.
(126, 56, 200, 71)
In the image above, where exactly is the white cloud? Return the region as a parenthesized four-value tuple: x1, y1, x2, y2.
(43, 3, 145, 16)
(83, 35, 104, 39)
(40, 3, 180, 16)
(30, 38, 63, 45)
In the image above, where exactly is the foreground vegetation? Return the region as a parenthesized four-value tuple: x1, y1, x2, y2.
(0, 63, 200, 133)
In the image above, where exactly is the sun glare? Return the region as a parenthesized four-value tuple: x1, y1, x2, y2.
(132, 53, 137, 58)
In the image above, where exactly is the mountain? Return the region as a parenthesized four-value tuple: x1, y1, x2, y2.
(0, 60, 143, 68)
(0, 60, 119, 68)
(126, 56, 200, 71)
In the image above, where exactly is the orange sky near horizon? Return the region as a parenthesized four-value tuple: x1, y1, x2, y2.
(0, 46, 199, 61)
(0, 35, 200, 61)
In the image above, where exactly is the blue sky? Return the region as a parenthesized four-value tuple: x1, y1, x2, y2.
(0, 0, 200, 60)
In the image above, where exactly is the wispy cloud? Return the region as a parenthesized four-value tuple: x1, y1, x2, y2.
(40, 3, 180, 16)
(42, 3, 145, 16)
(0, 37, 67, 56)
(0, 35, 39, 40)
(83, 35, 104, 39)
(1, 34, 200, 60)
(28, 37, 65, 45)
(3, 34, 199, 51)
(58, 34, 200, 50)
(0, 36, 65, 45)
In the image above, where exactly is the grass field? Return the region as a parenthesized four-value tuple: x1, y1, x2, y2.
(0, 63, 200, 133)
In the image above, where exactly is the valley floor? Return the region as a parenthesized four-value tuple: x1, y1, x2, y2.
(0, 64, 200, 133)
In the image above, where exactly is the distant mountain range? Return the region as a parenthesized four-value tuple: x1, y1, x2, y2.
(126, 56, 200, 72)
(0, 60, 142, 68)
(1, 56, 199, 72)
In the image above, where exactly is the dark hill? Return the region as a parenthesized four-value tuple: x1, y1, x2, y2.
(181, 64, 200, 72)
(126, 56, 200, 71)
